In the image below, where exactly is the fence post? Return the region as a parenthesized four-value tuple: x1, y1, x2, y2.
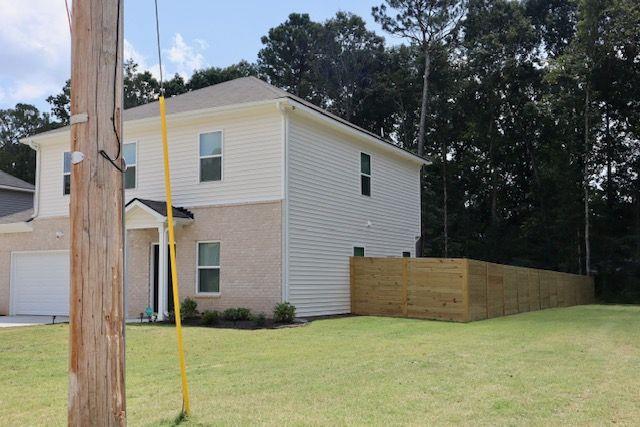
(463, 259, 470, 322)
(485, 262, 489, 319)
(402, 258, 409, 317)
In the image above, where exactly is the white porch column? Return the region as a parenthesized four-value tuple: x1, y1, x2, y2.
(157, 225, 168, 320)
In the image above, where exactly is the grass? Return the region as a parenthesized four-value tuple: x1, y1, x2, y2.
(1, 305, 639, 426)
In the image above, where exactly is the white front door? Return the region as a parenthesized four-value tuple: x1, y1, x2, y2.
(11, 251, 70, 315)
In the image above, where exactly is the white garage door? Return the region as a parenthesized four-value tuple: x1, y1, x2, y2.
(11, 251, 70, 315)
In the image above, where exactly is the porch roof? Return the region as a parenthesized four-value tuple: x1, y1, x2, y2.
(126, 198, 194, 219)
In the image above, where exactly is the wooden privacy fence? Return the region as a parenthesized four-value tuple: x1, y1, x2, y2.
(350, 257, 595, 322)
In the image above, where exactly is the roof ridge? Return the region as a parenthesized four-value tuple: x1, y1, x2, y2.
(244, 76, 290, 97)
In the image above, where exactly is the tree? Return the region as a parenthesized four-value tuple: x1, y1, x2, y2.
(0, 104, 52, 182)
(123, 59, 161, 108)
(258, 13, 323, 102)
(188, 61, 257, 90)
(318, 12, 388, 128)
(373, 0, 466, 257)
(163, 73, 188, 97)
(373, 0, 466, 157)
(46, 80, 71, 125)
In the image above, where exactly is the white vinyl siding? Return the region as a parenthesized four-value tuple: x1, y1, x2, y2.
(286, 115, 422, 316)
(35, 105, 283, 217)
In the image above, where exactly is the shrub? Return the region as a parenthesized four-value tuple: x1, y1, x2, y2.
(236, 307, 252, 321)
(180, 297, 198, 319)
(222, 308, 239, 321)
(222, 308, 238, 322)
(254, 312, 267, 327)
(201, 310, 220, 326)
(273, 302, 296, 323)
(222, 307, 252, 321)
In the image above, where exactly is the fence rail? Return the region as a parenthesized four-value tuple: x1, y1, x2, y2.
(350, 257, 595, 322)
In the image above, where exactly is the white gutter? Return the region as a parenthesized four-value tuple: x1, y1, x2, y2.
(26, 139, 40, 219)
(0, 185, 34, 193)
(277, 100, 293, 303)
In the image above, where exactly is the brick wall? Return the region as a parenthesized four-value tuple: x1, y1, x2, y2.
(0, 200, 283, 317)
(0, 217, 70, 315)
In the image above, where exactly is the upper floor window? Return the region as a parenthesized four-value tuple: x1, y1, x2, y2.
(199, 131, 222, 182)
(360, 152, 371, 196)
(123, 142, 137, 189)
(63, 152, 71, 195)
(197, 241, 220, 294)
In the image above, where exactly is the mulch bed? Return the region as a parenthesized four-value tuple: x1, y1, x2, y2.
(132, 317, 308, 330)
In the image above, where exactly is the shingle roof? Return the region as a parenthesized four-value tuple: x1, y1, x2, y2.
(126, 198, 194, 219)
(125, 76, 288, 121)
(32, 77, 288, 138)
(0, 170, 35, 191)
(29, 76, 427, 163)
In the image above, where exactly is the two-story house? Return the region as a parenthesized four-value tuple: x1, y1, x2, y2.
(0, 77, 425, 319)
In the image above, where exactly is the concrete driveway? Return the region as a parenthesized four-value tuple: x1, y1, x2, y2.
(0, 315, 68, 328)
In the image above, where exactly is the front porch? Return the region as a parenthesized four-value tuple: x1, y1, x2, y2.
(125, 198, 194, 320)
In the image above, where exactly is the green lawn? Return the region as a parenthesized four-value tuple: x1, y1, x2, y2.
(1, 305, 639, 426)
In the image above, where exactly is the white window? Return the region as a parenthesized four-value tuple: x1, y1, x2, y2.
(360, 152, 371, 196)
(63, 152, 71, 195)
(123, 142, 137, 189)
(197, 241, 220, 294)
(199, 131, 222, 182)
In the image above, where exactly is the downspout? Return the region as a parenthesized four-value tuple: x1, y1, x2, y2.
(26, 139, 41, 219)
(277, 100, 294, 303)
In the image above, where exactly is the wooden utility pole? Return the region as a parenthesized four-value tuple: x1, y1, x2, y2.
(68, 0, 126, 425)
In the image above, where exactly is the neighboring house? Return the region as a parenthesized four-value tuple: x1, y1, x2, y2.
(0, 77, 425, 318)
(0, 170, 34, 219)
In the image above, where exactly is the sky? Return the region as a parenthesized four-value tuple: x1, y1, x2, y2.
(0, 0, 396, 112)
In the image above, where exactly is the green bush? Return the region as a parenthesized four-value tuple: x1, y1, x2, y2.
(236, 307, 252, 321)
(180, 298, 198, 319)
(201, 310, 220, 326)
(222, 307, 252, 321)
(254, 312, 267, 327)
(222, 308, 239, 321)
(273, 302, 296, 323)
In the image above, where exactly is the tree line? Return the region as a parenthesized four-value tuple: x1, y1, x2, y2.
(0, 0, 638, 301)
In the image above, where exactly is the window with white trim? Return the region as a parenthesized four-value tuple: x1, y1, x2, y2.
(197, 242, 220, 293)
(360, 152, 371, 196)
(123, 142, 137, 189)
(199, 131, 222, 182)
(353, 246, 365, 257)
(63, 152, 71, 195)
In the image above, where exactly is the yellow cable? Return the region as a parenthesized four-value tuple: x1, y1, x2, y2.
(159, 95, 191, 416)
